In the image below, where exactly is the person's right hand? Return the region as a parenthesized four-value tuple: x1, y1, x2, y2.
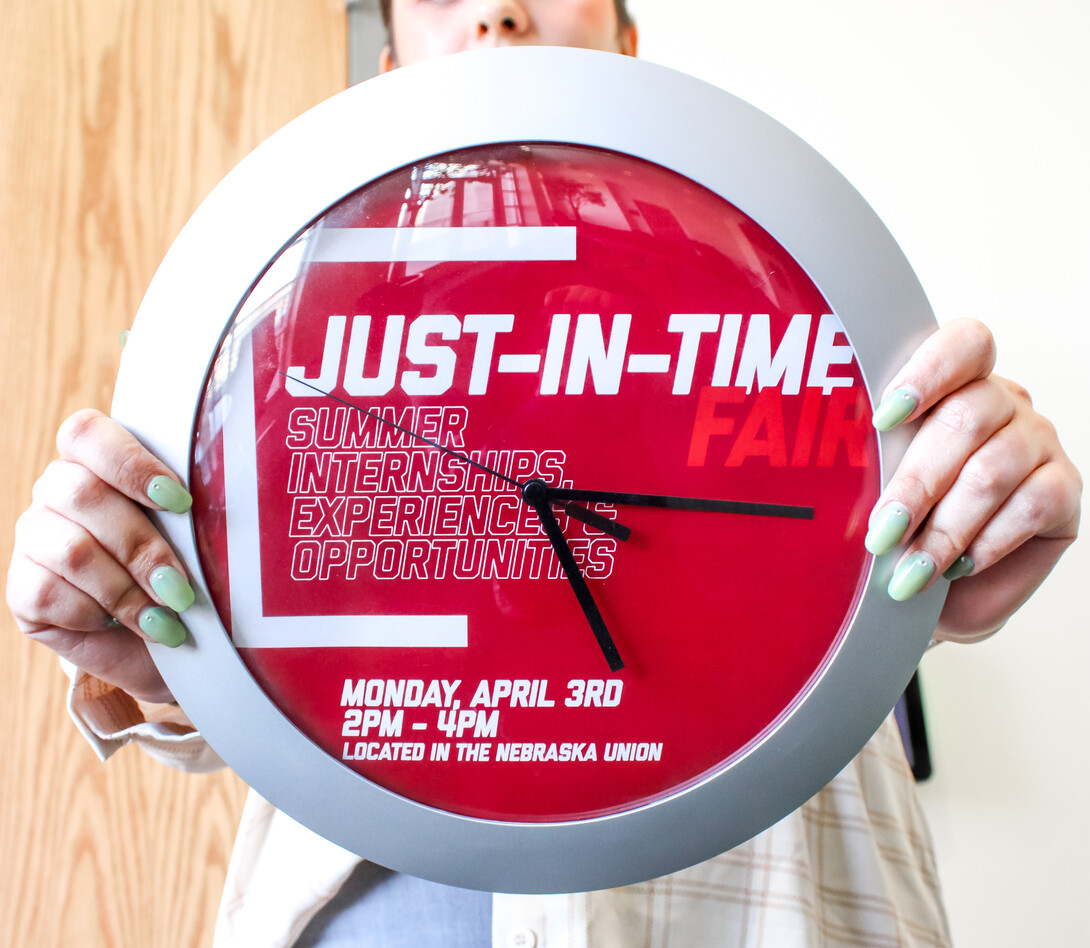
(7, 409, 195, 703)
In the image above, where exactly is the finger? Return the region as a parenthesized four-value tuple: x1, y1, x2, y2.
(872, 318, 997, 430)
(33, 459, 195, 616)
(8, 553, 178, 699)
(882, 425, 1079, 607)
(14, 505, 191, 650)
(883, 455, 1044, 605)
(936, 536, 1077, 644)
(7, 550, 117, 635)
(891, 408, 1049, 573)
(55, 408, 192, 513)
(952, 456, 1082, 571)
(16, 504, 159, 629)
(865, 377, 1018, 554)
(11, 566, 174, 704)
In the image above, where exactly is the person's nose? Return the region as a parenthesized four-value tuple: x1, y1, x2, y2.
(473, 1, 531, 45)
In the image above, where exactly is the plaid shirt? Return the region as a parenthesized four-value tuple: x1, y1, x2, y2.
(69, 666, 950, 947)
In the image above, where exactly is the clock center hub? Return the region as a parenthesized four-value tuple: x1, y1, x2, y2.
(521, 478, 549, 507)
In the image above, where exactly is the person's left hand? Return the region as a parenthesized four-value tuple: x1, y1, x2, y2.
(863, 318, 1081, 642)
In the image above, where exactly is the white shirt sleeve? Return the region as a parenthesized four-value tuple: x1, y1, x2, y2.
(60, 657, 225, 773)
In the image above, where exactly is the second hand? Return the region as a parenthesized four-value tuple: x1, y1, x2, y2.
(279, 374, 628, 539)
(280, 373, 522, 488)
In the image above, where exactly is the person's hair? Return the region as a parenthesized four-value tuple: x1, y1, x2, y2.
(378, 0, 634, 50)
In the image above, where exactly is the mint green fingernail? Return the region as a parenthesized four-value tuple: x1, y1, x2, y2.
(150, 565, 195, 612)
(872, 387, 917, 431)
(888, 553, 935, 601)
(943, 554, 975, 581)
(865, 503, 911, 555)
(139, 607, 187, 647)
(119, 329, 130, 348)
(147, 475, 192, 514)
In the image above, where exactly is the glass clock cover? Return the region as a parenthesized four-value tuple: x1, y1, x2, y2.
(191, 142, 879, 823)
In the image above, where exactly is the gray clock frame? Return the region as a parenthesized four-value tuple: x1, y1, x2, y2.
(112, 47, 943, 893)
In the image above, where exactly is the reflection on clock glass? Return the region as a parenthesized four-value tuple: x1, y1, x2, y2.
(190, 142, 880, 822)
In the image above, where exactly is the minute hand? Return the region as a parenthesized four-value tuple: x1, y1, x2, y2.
(543, 488, 814, 520)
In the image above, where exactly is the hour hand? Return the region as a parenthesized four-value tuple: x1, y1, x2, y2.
(523, 481, 624, 673)
(555, 500, 631, 541)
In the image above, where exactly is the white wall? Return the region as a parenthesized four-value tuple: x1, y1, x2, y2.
(628, 0, 1088, 943)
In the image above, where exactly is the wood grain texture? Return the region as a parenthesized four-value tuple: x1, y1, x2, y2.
(0, 2, 345, 945)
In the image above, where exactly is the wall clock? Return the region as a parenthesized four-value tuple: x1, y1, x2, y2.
(112, 47, 944, 893)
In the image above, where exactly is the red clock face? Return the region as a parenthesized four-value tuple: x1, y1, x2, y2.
(191, 142, 879, 823)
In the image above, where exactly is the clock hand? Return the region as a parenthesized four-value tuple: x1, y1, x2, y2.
(544, 487, 814, 520)
(522, 480, 624, 673)
(279, 373, 630, 540)
(554, 500, 632, 542)
(280, 372, 521, 488)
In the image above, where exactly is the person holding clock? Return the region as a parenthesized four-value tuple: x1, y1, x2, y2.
(6, 1, 1081, 946)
